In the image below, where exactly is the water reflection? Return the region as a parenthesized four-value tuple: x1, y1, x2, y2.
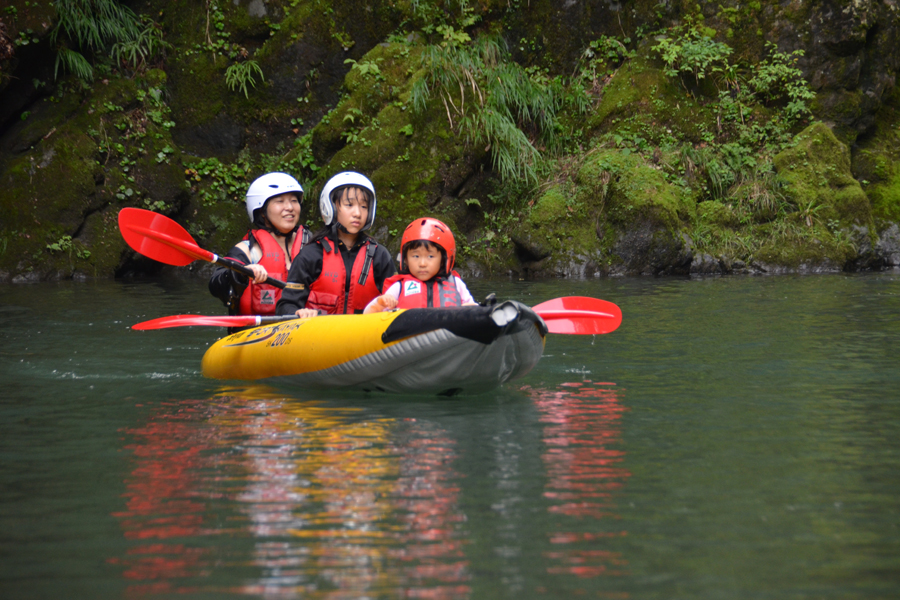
(526, 381, 630, 584)
(110, 388, 470, 598)
(108, 398, 217, 596)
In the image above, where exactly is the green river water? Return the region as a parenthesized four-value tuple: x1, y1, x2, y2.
(1, 273, 898, 599)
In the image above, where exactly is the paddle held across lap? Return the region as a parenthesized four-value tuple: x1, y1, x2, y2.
(131, 297, 622, 334)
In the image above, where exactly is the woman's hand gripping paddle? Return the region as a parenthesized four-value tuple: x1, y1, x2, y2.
(531, 296, 622, 335)
(117, 207, 286, 289)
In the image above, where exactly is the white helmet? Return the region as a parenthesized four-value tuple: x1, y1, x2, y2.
(245, 172, 304, 222)
(318, 171, 377, 231)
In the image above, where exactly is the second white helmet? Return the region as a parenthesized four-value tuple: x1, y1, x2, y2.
(318, 171, 377, 231)
(245, 172, 304, 222)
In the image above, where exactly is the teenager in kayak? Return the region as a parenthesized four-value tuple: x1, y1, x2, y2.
(208, 172, 309, 317)
(364, 217, 477, 313)
(276, 171, 395, 317)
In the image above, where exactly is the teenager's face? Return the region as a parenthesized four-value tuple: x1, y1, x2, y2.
(334, 187, 369, 236)
(265, 193, 301, 234)
(406, 244, 442, 281)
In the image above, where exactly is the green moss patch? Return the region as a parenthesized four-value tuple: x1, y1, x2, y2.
(774, 122, 871, 226)
(577, 150, 694, 230)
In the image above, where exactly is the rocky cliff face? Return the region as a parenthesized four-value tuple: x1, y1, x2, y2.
(0, 0, 898, 282)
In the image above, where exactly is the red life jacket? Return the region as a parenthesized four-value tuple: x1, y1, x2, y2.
(238, 228, 308, 315)
(307, 238, 381, 314)
(384, 272, 463, 309)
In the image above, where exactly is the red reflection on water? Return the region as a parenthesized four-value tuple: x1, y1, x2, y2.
(110, 394, 470, 598)
(388, 424, 471, 599)
(109, 399, 222, 594)
(525, 380, 630, 582)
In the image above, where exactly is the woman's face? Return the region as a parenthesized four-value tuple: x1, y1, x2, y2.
(334, 186, 369, 236)
(265, 193, 301, 234)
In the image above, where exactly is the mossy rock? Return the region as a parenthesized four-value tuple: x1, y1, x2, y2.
(811, 89, 865, 145)
(0, 67, 196, 279)
(294, 41, 485, 255)
(530, 186, 571, 227)
(577, 149, 694, 229)
(584, 47, 708, 145)
(577, 149, 694, 274)
(753, 224, 855, 270)
(506, 183, 601, 276)
(508, 150, 696, 276)
(866, 172, 900, 224)
(852, 84, 900, 223)
(307, 43, 426, 159)
(774, 122, 871, 226)
(697, 200, 741, 227)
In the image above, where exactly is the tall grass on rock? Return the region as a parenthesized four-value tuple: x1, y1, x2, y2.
(410, 34, 563, 183)
(51, 0, 166, 81)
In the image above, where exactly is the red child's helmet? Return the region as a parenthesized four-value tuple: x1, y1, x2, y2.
(400, 217, 456, 274)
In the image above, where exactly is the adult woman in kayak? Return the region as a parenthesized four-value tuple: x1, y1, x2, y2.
(209, 172, 309, 317)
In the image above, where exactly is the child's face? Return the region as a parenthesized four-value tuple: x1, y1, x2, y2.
(335, 187, 369, 235)
(265, 193, 301, 234)
(406, 245, 442, 281)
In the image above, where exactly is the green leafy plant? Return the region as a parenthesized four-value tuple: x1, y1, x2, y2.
(50, 0, 143, 81)
(652, 21, 733, 91)
(225, 60, 264, 98)
(747, 43, 814, 123)
(143, 198, 168, 212)
(110, 16, 170, 71)
(344, 58, 384, 80)
(54, 45, 96, 81)
(410, 34, 562, 183)
(580, 35, 632, 86)
(332, 31, 354, 51)
(46, 235, 91, 262)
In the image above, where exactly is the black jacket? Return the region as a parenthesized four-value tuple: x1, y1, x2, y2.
(276, 230, 395, 315)
(208, 246, 253, 315)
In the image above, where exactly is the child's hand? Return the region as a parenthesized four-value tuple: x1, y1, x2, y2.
(377, 295, 398, 311)
(247, 264, 268, 283)
(365, 295, 397, 314)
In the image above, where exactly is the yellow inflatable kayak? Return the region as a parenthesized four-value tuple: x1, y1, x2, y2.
(201, 301, 547, 395)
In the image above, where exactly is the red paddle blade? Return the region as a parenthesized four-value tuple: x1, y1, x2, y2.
(132, 314, 301, 330)
(532, 296, 622, 335)
(118, 208, 213, 266)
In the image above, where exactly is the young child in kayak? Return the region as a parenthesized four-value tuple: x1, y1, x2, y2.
(209, 172, 308, 317)
(276, 171, 395, 317)
(364, 217, 477, 313)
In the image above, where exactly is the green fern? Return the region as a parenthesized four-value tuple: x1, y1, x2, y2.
(411, 34, 561, 183)
(54, 45, 94, 81)
(51, 0, 140, 51)
(110, 17, 170, 71)
(50, 0, 146, 81)
(225, 60, 264, 98)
